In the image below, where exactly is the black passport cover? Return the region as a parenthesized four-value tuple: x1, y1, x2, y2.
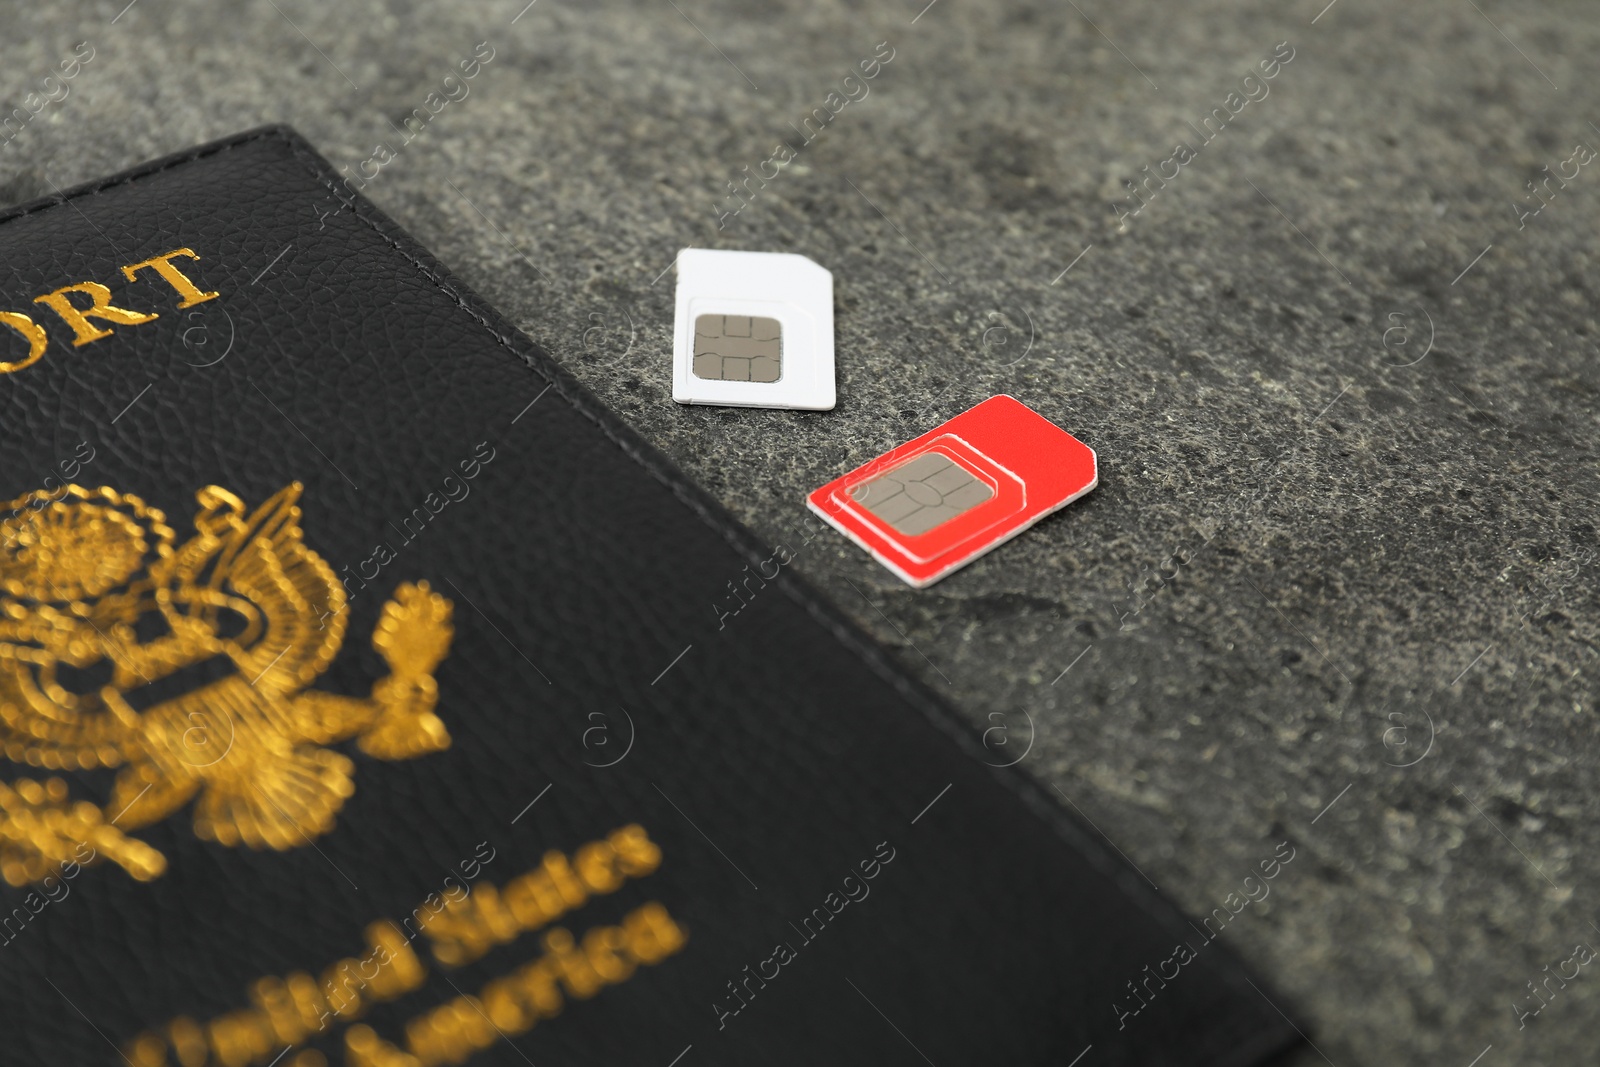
(0, 126, 1298, 1066)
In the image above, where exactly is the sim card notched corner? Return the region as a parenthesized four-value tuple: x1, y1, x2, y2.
(671, 248, 836, 411)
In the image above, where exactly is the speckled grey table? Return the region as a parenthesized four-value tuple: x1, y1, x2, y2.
(3, 1, 1597, 1063)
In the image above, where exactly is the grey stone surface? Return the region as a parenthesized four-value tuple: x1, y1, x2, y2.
(3, 1, 1598, 1063)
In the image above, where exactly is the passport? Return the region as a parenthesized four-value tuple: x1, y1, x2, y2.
(0, 126, 1300, 1066)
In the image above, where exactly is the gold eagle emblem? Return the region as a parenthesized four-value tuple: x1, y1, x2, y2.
(0, 483, 454, 886)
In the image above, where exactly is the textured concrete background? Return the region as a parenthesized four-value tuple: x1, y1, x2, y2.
(2, 1, 1597, 1063)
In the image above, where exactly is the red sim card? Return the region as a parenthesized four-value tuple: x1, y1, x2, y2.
(807, 395, 1097, 588)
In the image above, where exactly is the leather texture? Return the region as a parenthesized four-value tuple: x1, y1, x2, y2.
(0, 126, 1299, 1066)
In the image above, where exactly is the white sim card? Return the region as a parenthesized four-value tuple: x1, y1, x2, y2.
(672, 249, 835, 410)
